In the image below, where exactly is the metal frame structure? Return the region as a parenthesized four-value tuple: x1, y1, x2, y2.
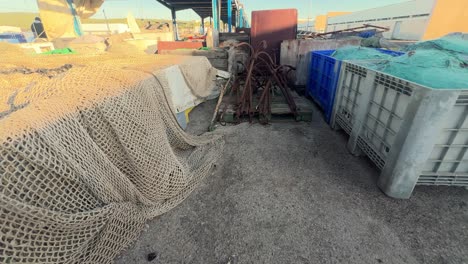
(297, 24, 390, 39)
(155, 0, 249, 40)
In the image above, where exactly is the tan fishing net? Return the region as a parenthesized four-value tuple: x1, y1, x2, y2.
(0, 51, 224, 263)
(177, 57, 219, 98)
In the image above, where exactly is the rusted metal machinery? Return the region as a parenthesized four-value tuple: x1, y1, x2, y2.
(228, 40, 298, 124)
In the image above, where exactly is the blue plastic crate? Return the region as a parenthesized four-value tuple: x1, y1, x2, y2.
(0, 33, 27, 44)
(306, 49, 403, 124)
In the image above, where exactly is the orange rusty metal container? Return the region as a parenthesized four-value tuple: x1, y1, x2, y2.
(157, 41, 204, 52)
(251, 9, 298, 62)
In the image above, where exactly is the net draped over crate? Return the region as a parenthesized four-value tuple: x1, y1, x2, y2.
(364, 34, 468, 89)
(0, 51, 224, 263)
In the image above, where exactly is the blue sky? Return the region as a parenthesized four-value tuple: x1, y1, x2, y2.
(0, 0, 408, 21)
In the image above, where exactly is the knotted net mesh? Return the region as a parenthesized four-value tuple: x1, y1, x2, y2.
(0, 51, 224, 263)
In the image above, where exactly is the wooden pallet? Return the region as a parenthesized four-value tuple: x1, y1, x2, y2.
(218, 91, 313, 123)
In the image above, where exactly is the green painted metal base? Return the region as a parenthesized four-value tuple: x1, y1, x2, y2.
(217, 92, 313, 123)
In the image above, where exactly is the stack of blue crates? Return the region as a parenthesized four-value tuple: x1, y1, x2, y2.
(306, 49, 403, 124)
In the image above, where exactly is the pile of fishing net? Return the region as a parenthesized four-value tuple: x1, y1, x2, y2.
(369, 34, 468, 88)
(0, 51, 224, 263)
(331, 46, 399, 60)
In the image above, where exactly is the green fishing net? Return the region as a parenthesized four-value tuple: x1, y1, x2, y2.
(363, 34, 468, 89)
(331, 46, 397, 60)
(404, 33, 468, 54)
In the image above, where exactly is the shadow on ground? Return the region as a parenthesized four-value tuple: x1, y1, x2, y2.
(116, 99, 468, 264)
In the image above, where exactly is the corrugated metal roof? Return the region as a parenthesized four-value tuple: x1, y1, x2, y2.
(327, 0, 435, 25)
(156, 0, 239, 23)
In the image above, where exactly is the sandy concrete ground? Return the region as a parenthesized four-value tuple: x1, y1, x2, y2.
(116, 99, 468, 264)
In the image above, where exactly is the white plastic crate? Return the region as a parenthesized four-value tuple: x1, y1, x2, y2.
(331, 61, 468, 198)
(331, 63, 367, 135)
(419, 93, 468, 186)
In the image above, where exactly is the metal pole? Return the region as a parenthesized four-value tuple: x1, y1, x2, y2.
(171, 7, 178, 40)
(239, 8, 243, 28)
(102, 9, 111, 35)
(209, 75, 231, 131)
(212, 0, 219, 31)
(227, 0, 232, 32)
(235, 9, 239, 29)
(201, 17, 205, 34)
(218, 0, 222, 31)
(67, 0, 83, 36)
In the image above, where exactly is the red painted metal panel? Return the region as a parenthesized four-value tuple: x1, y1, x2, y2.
(251, 9, 297, 63)
(157, 41, 204, 52)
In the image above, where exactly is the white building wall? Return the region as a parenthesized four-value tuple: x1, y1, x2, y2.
(298, 21, 316, 32)
(326, 0, 436, 40)
(82, 24, 130, 35)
